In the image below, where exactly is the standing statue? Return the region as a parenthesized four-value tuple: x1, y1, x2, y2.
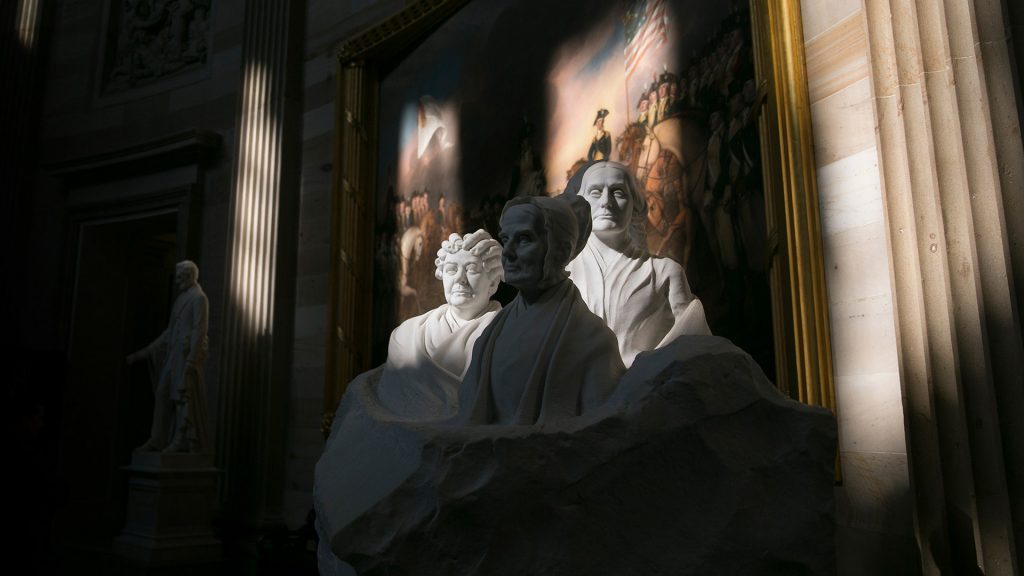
(565, 161, 710, 367)
(126, 260, 209, 453)
(456, 195, 624, 425)
(376, 230, 503, 420)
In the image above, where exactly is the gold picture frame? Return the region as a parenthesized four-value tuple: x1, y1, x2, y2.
(323, 0, 835, 434)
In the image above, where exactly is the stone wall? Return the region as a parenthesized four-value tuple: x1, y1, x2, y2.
(27, 0, 247, 561)
(799, 0, 917, 572)
(29, 0, 245, 441)
(803, 0, 1024, 573)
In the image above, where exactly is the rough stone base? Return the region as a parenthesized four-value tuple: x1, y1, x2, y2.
(316, 336, 838, 575)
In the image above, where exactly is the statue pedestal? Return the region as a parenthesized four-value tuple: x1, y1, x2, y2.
(113, 452, 222, 567)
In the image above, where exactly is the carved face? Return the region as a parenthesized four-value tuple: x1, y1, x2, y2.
(175, 265, 194, 291)
(499, 204, 547, 290)
(441, 249, 494, 319)
(579, 164, 633, 237)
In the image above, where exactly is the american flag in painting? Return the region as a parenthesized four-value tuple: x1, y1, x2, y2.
(623, 0, 668, 80)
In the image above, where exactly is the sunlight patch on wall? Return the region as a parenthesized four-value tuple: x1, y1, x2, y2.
(544, 0, 678, 192)
(230, 60, 282, 335)
(396, 95, 461, 204)
(17, 0, 40, 51)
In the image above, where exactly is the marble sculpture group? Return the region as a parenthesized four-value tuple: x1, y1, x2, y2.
(314, 161, 837, 575)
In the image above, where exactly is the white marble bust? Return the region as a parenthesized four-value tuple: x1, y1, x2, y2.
(565, 161, 710, 367)
(375, 230, 503, 420)
(456, 196, 624, 426)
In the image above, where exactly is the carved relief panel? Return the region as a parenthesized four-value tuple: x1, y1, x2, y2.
(100, 0, 211, 94)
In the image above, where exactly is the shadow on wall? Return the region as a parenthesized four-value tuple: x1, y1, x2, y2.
(834, 451, 922, 576)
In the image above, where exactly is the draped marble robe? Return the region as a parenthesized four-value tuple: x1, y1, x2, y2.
(143, 283, 209, 451)
(456, 279, 624, 426)
(566, 238, 710, 367)
(376, 302, 501, 421)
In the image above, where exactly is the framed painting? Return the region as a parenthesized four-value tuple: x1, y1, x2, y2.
(324, 0, 834, 431)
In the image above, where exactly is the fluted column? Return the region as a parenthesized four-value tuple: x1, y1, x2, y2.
(863, 0, 1023, 572)
(218, 0, 304, 526)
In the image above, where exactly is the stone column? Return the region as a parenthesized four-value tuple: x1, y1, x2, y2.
(217, 0, 305, 527)
(863, 0, 1023, 572)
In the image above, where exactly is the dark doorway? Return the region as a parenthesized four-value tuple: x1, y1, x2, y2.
(54, 210, 178, 569)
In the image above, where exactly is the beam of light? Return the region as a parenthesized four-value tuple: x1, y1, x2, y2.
(396, 95, 461, 204)
(16, 0, 40, 51)
(545, 14, 628, 193)
(229, 60, 282, 337)
(545, 3, 679, 193)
